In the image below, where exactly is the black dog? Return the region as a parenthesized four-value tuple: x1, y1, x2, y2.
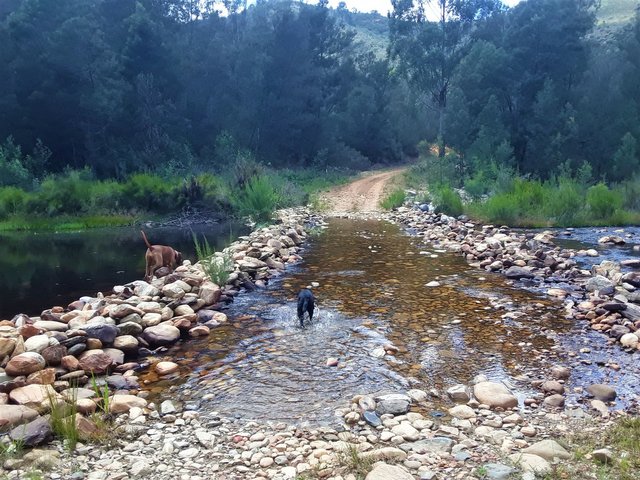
(297, 288, 315, 328)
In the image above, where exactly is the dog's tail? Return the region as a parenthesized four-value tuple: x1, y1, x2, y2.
(141, 230, 152, 249)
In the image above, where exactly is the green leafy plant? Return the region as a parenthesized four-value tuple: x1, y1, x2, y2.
(47, 387, 78, 450)
(193, 233, 233, 285)
(337, 445, 374, 480)
(234, 175, 280, 224)
(380, 187, 406, 210)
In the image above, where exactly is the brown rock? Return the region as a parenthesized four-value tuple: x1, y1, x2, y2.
(26, 368, 56, 385)
(473, 381, 518, 409)
(189, 325, 210, 337)
(9, 384, 62, 412)
(5, 352, 46, 377)
(0, 338, 16, 359)
(0, 405, 39, 431)
(78, 351, 113, 375)
(155, 361, 179, 376)
(61, 355, 80, 371)
(109, 394, 148, 414)
(41, 345, 67, 366)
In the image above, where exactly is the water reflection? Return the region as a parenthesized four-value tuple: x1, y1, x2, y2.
(0, 222, 247, 317)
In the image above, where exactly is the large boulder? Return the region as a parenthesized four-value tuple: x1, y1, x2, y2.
(473, 382, 518, 409)
(84, 322, 119, 345)
(5, 352, 46, 377)
(142, 324, 181, 347)
(9, 384, 62, 411)
(505, 267, 534, 280)
(522, 440, 571, 460)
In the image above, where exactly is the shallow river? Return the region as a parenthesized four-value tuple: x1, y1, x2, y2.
(142, 218, 640, 425)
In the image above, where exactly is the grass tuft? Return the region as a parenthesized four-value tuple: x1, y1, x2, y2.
(380, 188, 406, 210)
(193, 233, 233, 286)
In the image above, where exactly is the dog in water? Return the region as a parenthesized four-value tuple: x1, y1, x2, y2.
(141, 230, 183, 281)
(297, 288, 315, 328)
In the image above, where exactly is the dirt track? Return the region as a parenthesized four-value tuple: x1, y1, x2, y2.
(322, 168, 407, 215)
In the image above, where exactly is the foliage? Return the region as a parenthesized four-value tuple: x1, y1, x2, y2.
(336, 445, 374, 480)
(234, 175, 281, 224)
(193, 233, 233, 286)
(47, 387, 78, 451)
(586, 183, 623, 218)
(432, 185, 463, 217)
(380, 188, 406, 210)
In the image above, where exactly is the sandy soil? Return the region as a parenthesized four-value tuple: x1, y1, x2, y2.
(321, 167, 407, 215)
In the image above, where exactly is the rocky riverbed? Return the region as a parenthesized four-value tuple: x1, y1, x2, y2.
(1, 204, 639, 479)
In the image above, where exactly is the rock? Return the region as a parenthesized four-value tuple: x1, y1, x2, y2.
(505, 267, 534, 279)
(543, 394, 565, 408)
(586, 275, 614, 294)
(78, 351, 113, 375)
(550, 366, 570, 380)
(365, 463, 414, 480)
(108, 304, 144, 319)
(109, 394, 147, 414)
(27, 368, 56, 385)
(407, 389, 428, 403)
(391, 422, 420, 441)
(522, 440, 571, 460)
(483, 463, 515, 480)
(9, 415, 52, 446)
(541, 381, 564, 395)
(592, 448, 614, 464)
(446, 384, 470, 403)
(41, 345, 67, 366)
(24, 335, 53, 353)
(425, 281, 440, 287)
(360, 448, 407, 462)
(9, 384, 61, 411)
(448, 405, 476, 419)
(112, 335, 139, 353)
(160, 400, 177, 415)
(590, 400, 609, 417)
(142, 324, 181, 346)
(326, 357, 339, 367)
(375, 394, 411, 415)
(586, 384, 617, 402)
(199, 281, 222, 305)
(84, 323, 118, 345)
(0, 405, 39, 431)
(61, 355, 80, 371)
(507, 453, 551, 474)
(363, 410, 382, 427)
(117, 322, 144, 336)
(5, 352, 46, 377)
(155, 361, 179, 375)
(620, 333, 639, 348)
(473, 382, 518, 409)
(189, 325, 210, 337)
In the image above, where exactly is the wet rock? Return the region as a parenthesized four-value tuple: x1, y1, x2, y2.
(585, 275, 614, 294)
(586, 384, 617, 402)
(155, 361, 179, 376)
(543, 394, 565, 408)
(9, 415, 52, 446)
(326, 357, 339, 367)
(448, 405, 476, 419)
(541, 381, 564, 395)
(505, 267, 534, 279)
(473, 382, 518, 409)
(189, 325, 210, 337)
(363, 410, 381, 427)
(375, 394, 411, 415)
(550, 366, 570, 380)
(620, 333, 639, 348)
(117, 321, 144, 336)
(446, 384, 470, 403)
(6, 352, 46, 377)
(112, 335, 139, 353)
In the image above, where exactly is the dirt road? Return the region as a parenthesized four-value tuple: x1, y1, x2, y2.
(321, 167, 407, 215)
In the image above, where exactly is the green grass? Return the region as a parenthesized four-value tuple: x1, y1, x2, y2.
(380, 188, 406, 210)
(234, 175, 281, 224)
(193, 233, 233, 285)
(47, 387, 79, 451)
(336, 445, 375, 480)
(0, 214, 136, 231)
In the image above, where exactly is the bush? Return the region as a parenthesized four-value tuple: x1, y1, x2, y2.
(587, 183, 623, 220)
(433, 186, 463, 217)
(478, 193, 520, 225)
(193, 233, 233, 285)
(0, 187, 28, 219)
(37, 169, 93, 216)
(545, 179, 583, 225)
(120, 173, 178, 212)
(380, 188, 406, 210)
(234, 175, 280, 223)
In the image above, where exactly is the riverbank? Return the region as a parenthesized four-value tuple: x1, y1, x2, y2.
(1, 197, 640, 480)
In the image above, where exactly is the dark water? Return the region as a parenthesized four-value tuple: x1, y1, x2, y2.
(140, 219, 640, 425)
(0, 222, 248, 318)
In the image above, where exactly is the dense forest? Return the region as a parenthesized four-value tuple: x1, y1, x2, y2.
(0, 0, 639, 225)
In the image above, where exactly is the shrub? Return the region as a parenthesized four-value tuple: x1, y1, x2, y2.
(380, 188, 406, 210)
(586, 183, 623, 220)
(433, 186, 463, 217)
(545, 179, 583, 225)
(0, 187, 28, 219)
(120, 173, 178, 212)
(37, 169, 93, 216)
(193, 233, 233, 285)
(478, 193, 520, 225)
(234, 175, 280, 223)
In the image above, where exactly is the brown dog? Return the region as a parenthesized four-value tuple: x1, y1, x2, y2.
(141, 230, 183, 281)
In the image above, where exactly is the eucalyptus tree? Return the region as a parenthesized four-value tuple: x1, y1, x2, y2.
(389, 0, 502, 158)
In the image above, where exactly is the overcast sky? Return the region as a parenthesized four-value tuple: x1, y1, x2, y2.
(325, 0, 522, 15)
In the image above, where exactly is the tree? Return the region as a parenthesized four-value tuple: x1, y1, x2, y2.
(389, 0, 502, 157)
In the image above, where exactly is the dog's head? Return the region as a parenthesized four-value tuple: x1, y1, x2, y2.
(174, 250, 183, 267)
